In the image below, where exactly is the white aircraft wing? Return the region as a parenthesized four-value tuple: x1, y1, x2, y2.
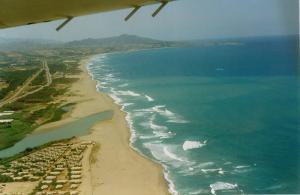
(0, 0, 173, 30)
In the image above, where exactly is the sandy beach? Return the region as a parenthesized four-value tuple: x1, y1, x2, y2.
(37, 57, 169, 195)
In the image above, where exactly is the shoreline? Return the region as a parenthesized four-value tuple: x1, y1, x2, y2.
(85, 53, 177, 195)
(4, 52, 171, 194)
(60, 55, 170, 195)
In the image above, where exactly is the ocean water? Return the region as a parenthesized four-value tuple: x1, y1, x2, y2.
(87, 36, 300, 195)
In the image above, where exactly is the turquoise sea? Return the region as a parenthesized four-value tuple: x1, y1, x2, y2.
(87, 36, 299, 195)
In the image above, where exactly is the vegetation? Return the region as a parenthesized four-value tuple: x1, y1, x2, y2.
(0, 69, 36, 99)
(0, 103, 70, 150)
(0, 78, 70, 150)
(47, 105, 68, 122)
(19, 83, 68, 103)
(1, 102, 26, 111)
(89, 143, 101, 164)
(31, 70, 47, 86)
(0, 119, 32, 150)
(0, 175, 13, 182)
(52, 77, 79, 84)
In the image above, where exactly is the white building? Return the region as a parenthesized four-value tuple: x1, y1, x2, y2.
(0, 119, 14, 124)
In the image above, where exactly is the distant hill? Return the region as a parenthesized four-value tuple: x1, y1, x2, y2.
(0, 34, 186, 52)
(67, 34, 160, 45)
(60, 34, 188, 54)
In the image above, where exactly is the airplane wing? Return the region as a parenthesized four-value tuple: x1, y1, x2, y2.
(0, 0, 173, 30)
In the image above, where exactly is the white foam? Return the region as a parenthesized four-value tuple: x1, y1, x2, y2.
(102, 75, 120, 83)
(163, 147, 185, 162)
(96, 82, 108, 89)
(109, 93, 123, 104)
(94, 54, 107, 62)
(209, 182, 238, 195)
(106, 73, 114, 78)
(194, 162, 215, 169)
(125, 112, 137, 143)
(233, 165, 252, 174)
(134, 105, 163, 113)
(264, 184, 284, 190)
(178, 167, 198, 176)
(145, 95, 155, 102)
(139, 114, 175, 139)
(100, 81, 108, 85)
(118, 83, 129, 87)
(165, 109, 176, 117)
(153, 131, 175, 139)
(178, 162, 215, 176)
(153, 106, 174, 118)
(201, 168, 224, 175)
(136, 105, 189, 124)
(150, 121, 169, 131)
(131, 112, 148, 118)
(115, 90, 141, 97)
(157, 107, 189, 124)
(143, 143, 193, 167)
(162, 165, 179, 195)
(183, 140, 207, 151)
(122, 103, 134, 107)
(235, 165, 250, 169)
(139, 135, 157, 140)
(224, 161, 232, 165)
(139, 120, 175, 139)
(140, 115, 165, 130)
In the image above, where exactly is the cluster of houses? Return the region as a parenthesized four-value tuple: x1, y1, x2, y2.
(0, 140, 93, 195)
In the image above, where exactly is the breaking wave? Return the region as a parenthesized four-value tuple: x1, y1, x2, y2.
(163, 147, 186, 162)
(135, 105, 189, 124)
(209, 182, 238, 195)
(183, 140, 207, 151)
(145, 95, 155, 102)
(114, 90, 141, 97)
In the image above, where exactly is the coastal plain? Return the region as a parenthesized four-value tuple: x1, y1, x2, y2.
(0, 35, 180, 195)
(0, 58, 169, 195)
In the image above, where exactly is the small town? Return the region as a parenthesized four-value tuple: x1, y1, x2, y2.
(0, 140, 93, 195)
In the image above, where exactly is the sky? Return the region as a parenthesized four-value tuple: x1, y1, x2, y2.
(0, 0, 298, 41)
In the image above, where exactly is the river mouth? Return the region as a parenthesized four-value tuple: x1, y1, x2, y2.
(0, 110, 113, 158)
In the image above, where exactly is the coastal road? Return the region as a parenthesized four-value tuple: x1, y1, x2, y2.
(4, 68, 44, 102)
(0, 59, 52, 108)
(43, 60, 52, 86)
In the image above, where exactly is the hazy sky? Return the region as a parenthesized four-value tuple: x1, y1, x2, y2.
(0, 0, 298, 41)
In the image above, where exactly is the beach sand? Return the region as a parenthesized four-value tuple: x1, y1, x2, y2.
(0, 182, 38, 194)
(38, 57, 169, 195)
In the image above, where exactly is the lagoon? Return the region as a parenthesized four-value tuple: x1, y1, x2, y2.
(0, 110, 113, 158)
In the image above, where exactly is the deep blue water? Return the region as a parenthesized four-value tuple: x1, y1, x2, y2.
(87, 36, 300, 195)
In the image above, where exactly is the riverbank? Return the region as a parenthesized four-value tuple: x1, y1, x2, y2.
(56, 56, 169, 195)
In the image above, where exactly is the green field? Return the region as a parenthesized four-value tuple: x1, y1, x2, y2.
(0, 60, 80, 150)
